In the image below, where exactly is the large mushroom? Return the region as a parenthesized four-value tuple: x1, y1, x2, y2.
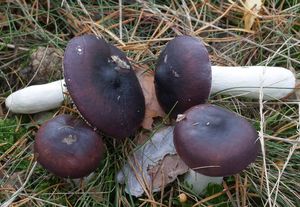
(34, 114, 105, 178)
(62, 34, 145, 139)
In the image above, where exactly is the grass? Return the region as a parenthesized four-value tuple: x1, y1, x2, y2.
(0, 0, 300, 206)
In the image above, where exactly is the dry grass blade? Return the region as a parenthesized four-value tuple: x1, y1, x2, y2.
(2, 161, 37, 207)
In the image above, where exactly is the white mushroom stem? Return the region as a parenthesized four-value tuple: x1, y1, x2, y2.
(5, 80, 67, 114)
(211, 66, 295, 100)
(183, 169, 223, 195)
(5, 66, 296, 114)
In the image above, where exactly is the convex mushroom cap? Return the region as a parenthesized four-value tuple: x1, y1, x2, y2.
(174, 104, 260, 177)
(155, 35, 212, 117)
(64, 34, 145, 139)
(34, 114, 105, 178)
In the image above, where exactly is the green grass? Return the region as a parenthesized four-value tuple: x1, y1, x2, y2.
(1, 0, 300, 206)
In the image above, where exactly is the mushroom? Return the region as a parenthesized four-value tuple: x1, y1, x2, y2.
(154, 35, 212, 117)
(154, 35, 296, 117)
(173, 104, 260, 192)
(63, 34, 145, 139)
(5, 38, 296, 114)
(174, 104, 260, 177)
(34, 114, 105, 178)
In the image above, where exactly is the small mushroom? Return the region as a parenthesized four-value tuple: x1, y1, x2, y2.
(174, 104, 260, 177)
(63, 34, 145, 139)
(34, 114, 105, 178)
(154, 35, 212, 117)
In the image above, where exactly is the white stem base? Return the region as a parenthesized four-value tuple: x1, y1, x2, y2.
(5, 80, 66, 114)
(211, 66, 295, 100)
(184, 169, 223, 194)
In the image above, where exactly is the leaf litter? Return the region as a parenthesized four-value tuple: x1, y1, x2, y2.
(117, 126, 188, 197)
(135, 65, 165, 129)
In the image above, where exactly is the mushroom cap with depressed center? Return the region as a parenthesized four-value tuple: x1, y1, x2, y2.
(34, 114, 105, 178)
(174, 104, 260, 177)
(63, 34, 145, 139)
(154, 35, 212, 118)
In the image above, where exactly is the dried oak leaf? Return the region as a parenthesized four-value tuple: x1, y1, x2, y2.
(148, 154, 189, 191)
(117, 126, 184, 197)
(135, 66, 165, 129)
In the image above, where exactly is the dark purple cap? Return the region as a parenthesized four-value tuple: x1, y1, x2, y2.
(34, 114, 105, 178)
(174, 104, 260, 177)
(63, 34, 145, 139)
(155, 35, 212, 118)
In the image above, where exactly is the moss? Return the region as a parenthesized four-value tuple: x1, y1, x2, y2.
(0, 118, 26, 153)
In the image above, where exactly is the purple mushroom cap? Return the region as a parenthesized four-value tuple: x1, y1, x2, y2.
(34, 114, 105, 178)
(174, 104, 260, 177)
(63, 34, 145, 139)
(155, 35, 212, 117)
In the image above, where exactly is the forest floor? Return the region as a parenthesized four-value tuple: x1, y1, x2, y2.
(0, 1, 299, 206)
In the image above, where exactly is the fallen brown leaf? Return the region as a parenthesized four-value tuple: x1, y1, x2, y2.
(148, 154, 189, 190)
(243, 0, 262, 30)
(117, 126, 177, 197)
(135, 65, 165, 129)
